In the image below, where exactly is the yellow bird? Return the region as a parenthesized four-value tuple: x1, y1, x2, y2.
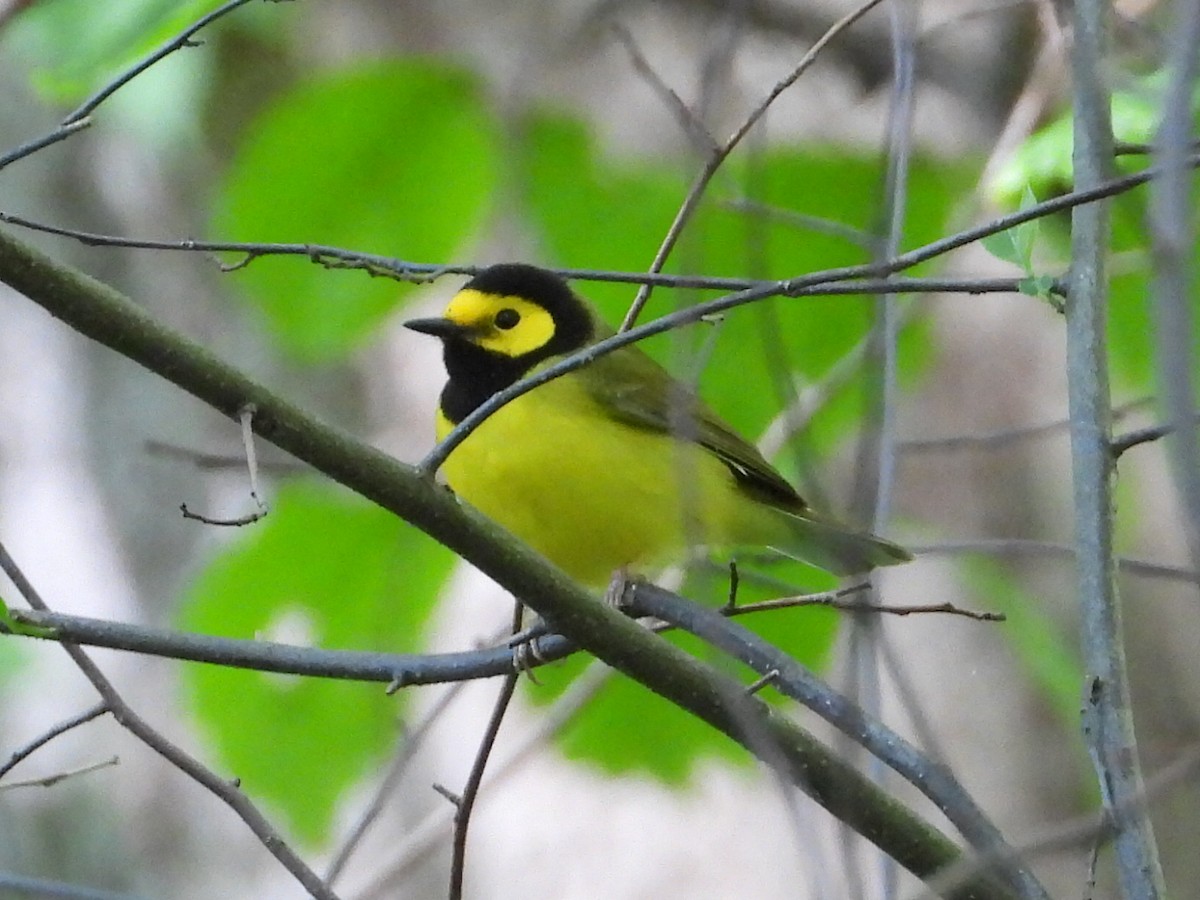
(406, 263, 910, 588)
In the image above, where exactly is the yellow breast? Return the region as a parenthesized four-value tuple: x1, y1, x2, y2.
(436, 374, 777, 587)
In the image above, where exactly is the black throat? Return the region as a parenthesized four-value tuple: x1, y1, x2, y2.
(439, 341, 536, 424)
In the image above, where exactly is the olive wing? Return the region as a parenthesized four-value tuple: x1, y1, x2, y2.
(583, 342, 807, 511)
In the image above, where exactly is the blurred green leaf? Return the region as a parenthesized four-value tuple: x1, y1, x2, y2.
(6, 0, 229, 101)
(214, 60, 499, 360)
(986, 80, 1182, 206)
(178, 481, 453, 844)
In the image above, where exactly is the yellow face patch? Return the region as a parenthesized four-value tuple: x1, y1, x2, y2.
(442, 289, 557, 359)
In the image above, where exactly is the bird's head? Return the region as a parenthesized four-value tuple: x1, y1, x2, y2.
(405, 263, 594, 365)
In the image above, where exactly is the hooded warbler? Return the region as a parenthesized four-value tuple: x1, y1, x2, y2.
(406, 263, 911, 587)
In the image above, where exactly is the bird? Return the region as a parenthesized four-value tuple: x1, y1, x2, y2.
(406, 263, 911, 588)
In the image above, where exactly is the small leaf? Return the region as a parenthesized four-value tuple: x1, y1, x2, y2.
(983, 187, 1042, 272)
(981, 229, 1028, 268)
(0, 598, 56, 639)
(1018, 275, 1062, 311)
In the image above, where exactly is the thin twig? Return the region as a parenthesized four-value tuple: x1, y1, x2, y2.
(618, 0, 890, 331)
(356, 664, 613, 900)
(611, 23, 716, 153)
(0, 702, 108, 779)
(144, 439, 302, 473)
(448, 603, 523, 900)
(0, 870, 149, 900)
(731, 592, 1004, 622)
(0, 755, 119, 790)
(179, 403, 269, 526)
(904, 397, 1153, 454)
(326, 683, 466, 886)
(0, 541, 339, 900)
(0, 0, 269, 171)
(914, 538, 1200, 584)
(721, 197, 876, 248)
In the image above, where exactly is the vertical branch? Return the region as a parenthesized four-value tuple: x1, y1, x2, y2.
(1149, 0, 1200, 564)
(1067, 2, 1166, 898)
(843, 3, 917, 896)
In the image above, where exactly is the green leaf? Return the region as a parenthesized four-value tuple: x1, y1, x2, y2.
(5, 0, 231, 102)
(982, 188, 1041, 272)
(0, 596, 56, 639)
(178, 481, 454, 844)
(213, 60, 499, 360)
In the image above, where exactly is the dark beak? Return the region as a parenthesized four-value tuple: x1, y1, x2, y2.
(404, 317, 471, 340)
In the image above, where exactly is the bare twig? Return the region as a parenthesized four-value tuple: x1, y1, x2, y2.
(178, 403, 269, 526)
(914, 538, 1200, 584)
(326, 684, 466, 886)
(0, 755, 119, 790)
(611, 23, 716, 153)
(0, 541, 339, 900)
(0, 702, 107, 779)
(618, 0, 889, 331)
(904, 397, 1153, 454)
(730, 592, 1004, 622)
(357, 665, 612, 900)
(145, 439, 303, 474)
(1148, 0, 1200, 562)
(0, 0, 271, 171)
(448, 603, 523, 900)
(0, 870, 148, 900)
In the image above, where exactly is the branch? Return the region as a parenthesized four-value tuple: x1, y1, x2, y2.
(1067, 1, 1165, 896)
(0, 0, 274, 171)
(0, 541, 338, 900)
(0, 227, 1014, 899)
(625, 582, 1046, 900)
(448, 605, 522, 900)
(0, 702, 107, 780)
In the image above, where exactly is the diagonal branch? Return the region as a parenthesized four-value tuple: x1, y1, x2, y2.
(0, 540, 338, 900)
(0, 225, 1015, 900)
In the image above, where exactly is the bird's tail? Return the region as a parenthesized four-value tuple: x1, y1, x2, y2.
(769, 510, 912, 576)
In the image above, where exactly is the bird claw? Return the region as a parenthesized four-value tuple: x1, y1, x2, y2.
(509, 625, 547, 683)
(603, 567, 638, 612)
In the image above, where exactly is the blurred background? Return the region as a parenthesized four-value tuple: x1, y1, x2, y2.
(0, 0, 1195, 898)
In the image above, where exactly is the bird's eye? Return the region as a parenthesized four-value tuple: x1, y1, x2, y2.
(494, 308, 521, 330)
